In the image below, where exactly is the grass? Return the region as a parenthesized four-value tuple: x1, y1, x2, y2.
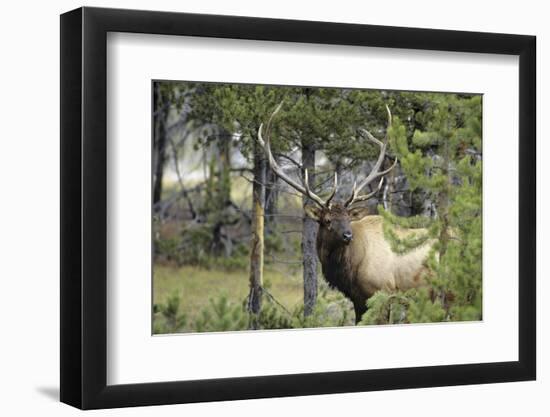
(153, 264, 304, 330)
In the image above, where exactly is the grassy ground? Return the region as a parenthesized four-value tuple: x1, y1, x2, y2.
(153, 264, 304, 330)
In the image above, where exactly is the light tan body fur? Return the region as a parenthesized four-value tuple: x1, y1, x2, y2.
(348, 215, 433, 298)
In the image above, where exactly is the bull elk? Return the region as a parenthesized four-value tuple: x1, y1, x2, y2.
(257, 103, 433, 323)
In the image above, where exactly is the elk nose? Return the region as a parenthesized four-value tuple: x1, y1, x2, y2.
(343, 231, 353, 242)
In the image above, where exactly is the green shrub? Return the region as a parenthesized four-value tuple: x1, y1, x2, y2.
(154, 236, 182, 263)
(153, 292, 187, 334)
(183, 285, 354, 332)
(359, 289, 446, 325)
(265, 233, 284, 253)
(194, 294, 248, 332)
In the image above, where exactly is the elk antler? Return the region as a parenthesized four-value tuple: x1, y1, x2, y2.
(257, 102, 337, 208)
(344, 105, 398, 207)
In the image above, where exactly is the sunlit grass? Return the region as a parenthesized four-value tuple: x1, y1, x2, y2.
(153, 264, 304, 329)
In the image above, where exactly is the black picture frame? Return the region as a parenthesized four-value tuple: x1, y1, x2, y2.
(60, 6, 536, 410)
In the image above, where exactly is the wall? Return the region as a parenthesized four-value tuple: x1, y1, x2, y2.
(0, 0, 545, 415)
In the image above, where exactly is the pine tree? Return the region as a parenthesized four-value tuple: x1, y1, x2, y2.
(361, 93, 482, 324)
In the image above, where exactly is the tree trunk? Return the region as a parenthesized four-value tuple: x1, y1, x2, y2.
(248, 141, 266, 328)
(217, 131, 232, 205)
(302, 141, 318, 317)
(438, 188, 450, 259)
(387, 162, 396, 212)
(264, 160, 279, 234)
(335, 159, 344, 201)
(153, 83, 168, 208)
(209, 131, 233, 256)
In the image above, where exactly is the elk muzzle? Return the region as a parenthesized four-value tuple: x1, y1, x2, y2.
(342, 231, 353, 243)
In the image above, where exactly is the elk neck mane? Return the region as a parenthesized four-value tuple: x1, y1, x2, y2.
(316, 212, 359, 301)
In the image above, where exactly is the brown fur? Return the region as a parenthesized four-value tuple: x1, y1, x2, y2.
(307, 203, 433, 323)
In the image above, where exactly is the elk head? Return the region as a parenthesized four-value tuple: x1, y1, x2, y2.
(257, 101, 397, 246)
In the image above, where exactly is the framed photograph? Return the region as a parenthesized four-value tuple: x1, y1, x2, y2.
(60, 6, 536, 410)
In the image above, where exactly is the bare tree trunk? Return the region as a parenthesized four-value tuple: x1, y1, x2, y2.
(217, 131, 232, 205)
(264, 160, 279, 234)
(438, 189, 450, 259)
(248, 142, 266, 328)
(335, 159, 344, 201)
(153, 83, 168, 208)
(209, 131, 233, 256)
(302, 141, 318, 317)
(387, 163, 396, 212)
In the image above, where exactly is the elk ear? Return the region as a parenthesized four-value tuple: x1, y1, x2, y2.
(348, 206, 369, 222)
(304, 205, 322, 222)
